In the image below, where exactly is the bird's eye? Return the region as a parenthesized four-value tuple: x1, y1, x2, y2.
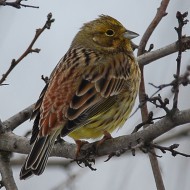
(105, 29, 115, 36)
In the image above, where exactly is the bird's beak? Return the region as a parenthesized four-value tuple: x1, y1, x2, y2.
(123, 30, 139, 39)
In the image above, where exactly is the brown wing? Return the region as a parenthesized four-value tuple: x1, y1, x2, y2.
(30, 47, 132, 142)
(61, 51, 132, 136)
(30, 47, 99, 140)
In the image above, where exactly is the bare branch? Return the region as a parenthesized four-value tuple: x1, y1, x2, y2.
(149, 65, 190, 97)
(0, 0, 39, 9)
(137, 1, 170, 189)
(173, 11, 189, 109)
(137, 0, 170, 56)
(0, 108, 189, 162)
(146, 94, 170, 114)
(0, 151, 17, 190)
(150, 143, 190, 157)
(132, 111, 154, 133)
(3, 104, 34, 132)
(137, 36, 190, 67)
(0, 13, 55, 85)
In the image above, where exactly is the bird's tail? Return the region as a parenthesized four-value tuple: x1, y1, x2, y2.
(20, 130, 59, 180)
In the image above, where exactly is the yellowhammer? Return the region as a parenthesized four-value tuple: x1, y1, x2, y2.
(20, 15, 140, 179)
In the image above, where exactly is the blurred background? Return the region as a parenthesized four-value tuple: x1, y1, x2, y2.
(0, 0, 190, 189)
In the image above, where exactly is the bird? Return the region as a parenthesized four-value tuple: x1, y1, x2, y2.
(20, 15, 141, 180)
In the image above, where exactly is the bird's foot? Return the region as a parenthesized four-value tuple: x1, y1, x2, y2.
(75, 140, 89, 158)
(96, 131, 112, 148)
(74, 140, 97, 171)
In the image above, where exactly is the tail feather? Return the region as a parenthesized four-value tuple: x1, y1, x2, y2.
(20, 131, 58, 180)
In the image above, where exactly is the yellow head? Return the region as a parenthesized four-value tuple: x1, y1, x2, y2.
(71, 15, 139, 53)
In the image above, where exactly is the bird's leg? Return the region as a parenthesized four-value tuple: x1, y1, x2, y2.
(75, 140, 89, 158)
(96, 131, 112, 148)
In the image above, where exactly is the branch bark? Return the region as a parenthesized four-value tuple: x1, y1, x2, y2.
(0, 108, 189, 160)
(0, 151, 18, 190)
(3, 104, 34, 132)
(137, 36, 190, 67)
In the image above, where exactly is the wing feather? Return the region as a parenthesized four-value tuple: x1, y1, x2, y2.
(30, 47, 131, 139)
(61, 52, 131, 135)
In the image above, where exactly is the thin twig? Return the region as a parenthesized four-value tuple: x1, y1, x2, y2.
(137, 0, 170, 56)
(149, 82, 172, 97)
(146, 94, 170, 114)
(150, 143, 190, 157)
(0, 13, 54, 85)
(132, 111, 154, 133)
(173, 11, 189, 109)
(149, 65, 190, 97)
(137, 1, 170, 190)
(0, 0, 39, 9)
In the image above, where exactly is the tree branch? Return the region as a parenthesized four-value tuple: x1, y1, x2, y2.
(0, 0, 39, 9)
(0, 13, 54, 85)
(137, 0, 170, 56)
(0, 151, 17, 190)
(137, 1, 170, 189)
(0, 108, 189, 161)
(3, 104, 34, 132)
(137, 36, 190, 67)
(173, 11, 189, 109)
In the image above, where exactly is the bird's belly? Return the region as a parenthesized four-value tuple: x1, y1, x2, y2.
(68, 93, 136, 140)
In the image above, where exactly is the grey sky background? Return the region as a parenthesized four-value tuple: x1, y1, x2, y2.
(1, 1, 190, 190)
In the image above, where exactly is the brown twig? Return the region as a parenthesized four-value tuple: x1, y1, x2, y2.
(0, 0, 39, 9)
(149, 82, 172, 97)
(137, 0, 170, 56)
(150, 143, 190, 157)
(173, 11, 189, 109)
(146, 94, 170, 114)
(137, 1, 170, 189)
(149, 65, 190, 97)
(132, 111, 154, 133)
(0, 13, 54, 85)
